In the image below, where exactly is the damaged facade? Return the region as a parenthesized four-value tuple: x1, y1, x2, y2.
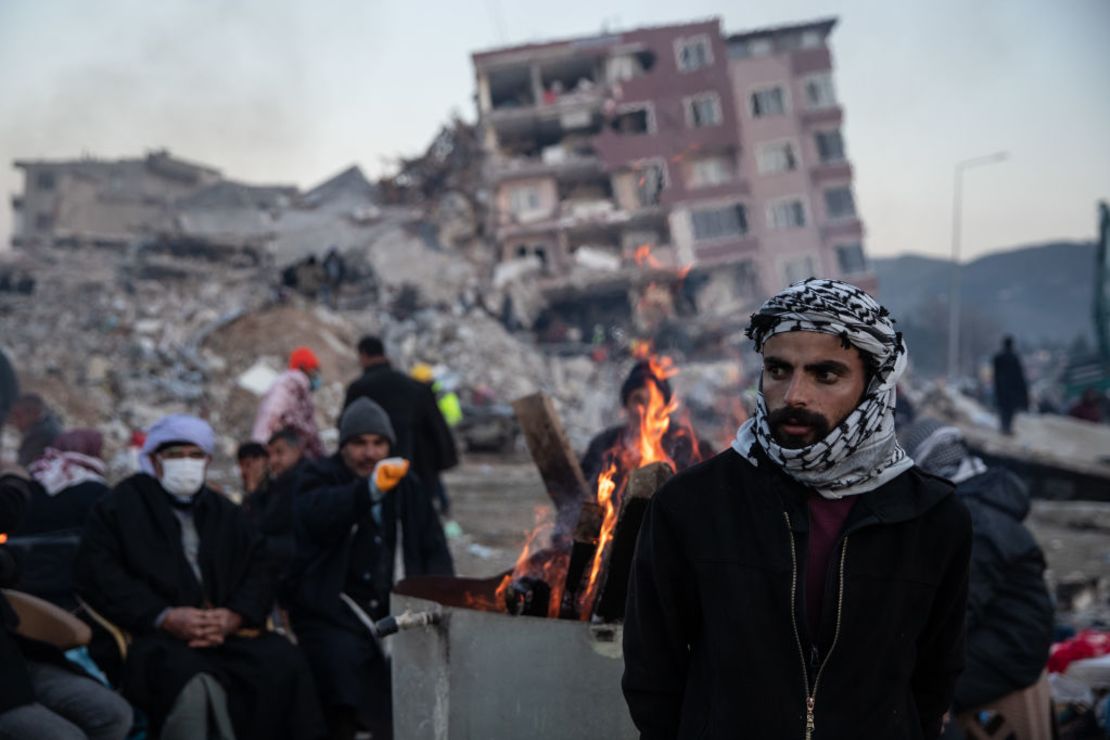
(472, 16, 876, 308)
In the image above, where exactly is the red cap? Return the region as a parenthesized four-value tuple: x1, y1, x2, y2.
(289, 346, 320, 372)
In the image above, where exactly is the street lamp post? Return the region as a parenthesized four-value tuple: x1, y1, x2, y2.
(947, 151, 1008, 382)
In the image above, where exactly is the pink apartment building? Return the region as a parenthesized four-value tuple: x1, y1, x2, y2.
(472, 16, 876, 302)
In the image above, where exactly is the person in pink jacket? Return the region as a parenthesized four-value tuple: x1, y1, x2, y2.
(252, 347, 325, 459)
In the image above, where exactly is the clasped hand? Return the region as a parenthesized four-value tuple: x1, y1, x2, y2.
(161, 607, 242, 648)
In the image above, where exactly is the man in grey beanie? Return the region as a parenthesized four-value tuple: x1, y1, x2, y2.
(288, 397, 453, 740)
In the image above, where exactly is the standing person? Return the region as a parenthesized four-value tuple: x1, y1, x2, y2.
(289, 398, 453, 740)
(409, 363, 461, 516)
(9, 394, 62, 467)
(0, 464, 134, 740)
(622, 279, 972, 739)
(252, 347, 326, 459)
(343, 337, 458, 512)
(992, 336, 1029, 435)
(900, 418, 1053, 738)
(75, 414, 325, 740)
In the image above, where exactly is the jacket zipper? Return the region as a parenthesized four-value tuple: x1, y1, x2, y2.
(784, 512, 849, 740)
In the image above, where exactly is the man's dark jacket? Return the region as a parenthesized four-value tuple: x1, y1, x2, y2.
(288, 452, 454, 628)
(343, 363, 459, 494)
(955, 468, 1053, 710)
(992, 350, 1029, 412)
(622, 449, 971, 740)
(75, 474, 323, 738)
(0, 473, 35, 713)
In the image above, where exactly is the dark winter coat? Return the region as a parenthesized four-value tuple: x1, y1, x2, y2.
(992, 350, 1029, 412)
(242, 461, 304, 576)
(622, 449, 971, 740)
(343, 363, 459, 494)
(287, 452, 453, 718)
(955, 468, 1054, 710)
(0, 473, 35, 713)
(75, 474, 323, 738)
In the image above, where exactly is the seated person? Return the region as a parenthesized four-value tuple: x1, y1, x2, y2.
(0, 464, 132, 740)
(11, 429, 111, 609)
(580, 360, 713, 487)
(289, 398, 453, 740)
(900, 418, 1054, 730)
(75, 414, 324, 740)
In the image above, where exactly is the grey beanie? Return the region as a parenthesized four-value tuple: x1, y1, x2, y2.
(339, 397, 396, 447)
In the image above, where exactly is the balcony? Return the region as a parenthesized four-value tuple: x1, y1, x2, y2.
(486, 150, 603, 184)
(810, 161, 853, 184)
(799, 105, 843, 128)
(820, 218, 864, 241)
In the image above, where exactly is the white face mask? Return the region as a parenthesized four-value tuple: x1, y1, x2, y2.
(159, 458, 208, 498)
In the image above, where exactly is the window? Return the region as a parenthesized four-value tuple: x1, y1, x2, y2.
(815, 130, 845, 163)
(824, 187, 856, 220)
(783, 255, 817, 285)
(508, 185, 542, 215)
(804, 73, 836, 109)
(729, 37, 774, 59)
(689, 156, 733, 187)
(836, 243, 867, 275)
(757, 141, 798, 174)
(800, 30, 823, 49)
(676, 35, 713, 72)
(635, 162, 667, 207)
(34, 212, 54, 231)
(768, 199, 807, 229)
(686, 94, 722, 128)
(35, 172, 55, 191)
(691, 204, 749, 241)
(750, 86, 786, 117)
(611, 106, 652, 135)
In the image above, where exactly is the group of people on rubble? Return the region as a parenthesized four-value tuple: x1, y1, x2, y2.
(0, 277, 1067, 740)
(0, 335, 458, 740)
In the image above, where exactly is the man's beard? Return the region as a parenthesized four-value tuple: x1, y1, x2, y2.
(767, 406, 831, 449)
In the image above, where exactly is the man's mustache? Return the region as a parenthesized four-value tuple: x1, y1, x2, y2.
(767, 407, 830, 436)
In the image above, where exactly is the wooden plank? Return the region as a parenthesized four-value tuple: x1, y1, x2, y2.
(593, 462, 673, 621)
(510, 393, 590, 519)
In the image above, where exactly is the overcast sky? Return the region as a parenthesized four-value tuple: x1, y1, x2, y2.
(1, 0, 1107, 260)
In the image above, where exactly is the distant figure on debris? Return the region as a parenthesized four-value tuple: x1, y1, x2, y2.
(622, 279, 971, 739)
(1068, 387, 1104, 424)
(992, 336, 1028, 435)
(289, 398, 453, 740)
(901, 418, 1053, 736)
(9, 394, 62, 467)
(321, 247, 346, 309)
(294, 256, 324, 301)
(0, 463, 133, 740)
(580, 360, 712, 489)
(75, 414, 325, 740)
(344, 337, 458, 514)
(237, 442, 269, 499)
(252, 347, 325, 459)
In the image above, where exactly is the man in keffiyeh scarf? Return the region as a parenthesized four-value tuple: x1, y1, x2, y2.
(733, 277, 913, 498)
(623, 278, 972, 740)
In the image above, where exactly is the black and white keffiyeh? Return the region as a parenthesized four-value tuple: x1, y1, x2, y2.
(732, 278, 914, 498)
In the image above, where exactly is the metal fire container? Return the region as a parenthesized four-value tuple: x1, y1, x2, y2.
(390, 577, 638, 739)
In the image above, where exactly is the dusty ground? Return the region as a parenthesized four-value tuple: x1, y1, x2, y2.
(443, 455, 1110, 619)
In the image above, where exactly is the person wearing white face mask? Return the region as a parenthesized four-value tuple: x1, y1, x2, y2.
(75, 414, 325, 740)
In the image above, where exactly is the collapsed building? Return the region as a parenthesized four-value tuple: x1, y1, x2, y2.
(472, 16, 877, 338)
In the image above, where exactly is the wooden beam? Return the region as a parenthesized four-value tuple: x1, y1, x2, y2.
(511, 393, 590, 519)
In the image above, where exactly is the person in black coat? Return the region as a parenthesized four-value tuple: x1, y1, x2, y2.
(901, 418, 1054, 723)
(288, 398, 453, 740)
(74, 414, 324, 740)
(343, 336, 458, 511)
(623, 279, 971, 739)
(992, 336, 1029, 435)
(0, 465, 133, 740)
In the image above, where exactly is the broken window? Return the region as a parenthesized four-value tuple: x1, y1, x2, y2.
(676, 35, 713, 72)
(824, 187, 856, 220)
(757, 141, 798, 174)
(36, 171, 56, 191)
(635, 162, 667, 207)
(611, 107, 651, 135)
(836, 243, 867, 275)
(805, 73, 837, 109)
(489, 65, 535, 110)
(606, 50, 657, 83)
(768, 199, 807, 229)
(688, 156, 733, 188)
(750, 86, 786, 117)
(691, 203, 749, 241)
(815, 130, 845, 163)
(687, 94, 722, 128)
